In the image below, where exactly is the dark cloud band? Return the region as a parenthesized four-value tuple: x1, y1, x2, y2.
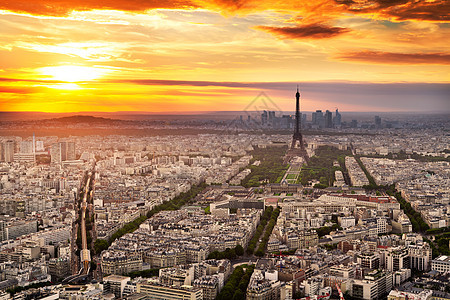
(336, 51, 450, 65)
(335, 0, 450, 22)
(256, 23, 350, 39)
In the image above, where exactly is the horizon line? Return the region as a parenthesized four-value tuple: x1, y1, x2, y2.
(1, 110, 449, 115)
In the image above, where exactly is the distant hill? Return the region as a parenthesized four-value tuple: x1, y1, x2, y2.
(43, 115, 121, 124)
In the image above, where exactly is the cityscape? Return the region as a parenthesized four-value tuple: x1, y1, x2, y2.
(0, 88, 449, 299)
(0, 0, 449, 299)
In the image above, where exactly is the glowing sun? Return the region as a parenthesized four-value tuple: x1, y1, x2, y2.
(39, 65, 108, 82)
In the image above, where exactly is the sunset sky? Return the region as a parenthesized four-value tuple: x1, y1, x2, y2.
(0, 0, 449, 113)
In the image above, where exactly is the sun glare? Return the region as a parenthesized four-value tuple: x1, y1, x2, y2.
(46, 83, 82, 90)
(39, 65, 107, 82)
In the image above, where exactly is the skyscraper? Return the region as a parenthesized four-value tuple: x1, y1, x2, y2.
(312, 110, 324, 128)
(3, 140, 15, 162)
(312, 110, 320, 126)
(66, 141, 76, 160)
(333, 109, 341, 127)
(325, 110, 333, 128)
(281, 115, 293, 129)
(36, 141, 45, 152)
(15, 140, 36, 163)
(50, 144, 61, 164)
(20, 141, 34, 153)
(268, 111, 275, 122)
(375, 116, 382, 129)
(261, 110, 268, 125)
(51, 142, 76, 164)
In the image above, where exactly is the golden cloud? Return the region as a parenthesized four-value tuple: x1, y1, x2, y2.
(335, 50, 450, 64)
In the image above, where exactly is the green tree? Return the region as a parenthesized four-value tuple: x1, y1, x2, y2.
(94, 239, 109, 254)
(235, 244, 244, 256)
(232, 289, 245, 300)
(255, 248, 264, 257)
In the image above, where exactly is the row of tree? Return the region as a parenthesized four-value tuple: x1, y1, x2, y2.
(358, 150, 450, 163)
(354, 156, 378, 188)
(423, 237, 440, 259)
(316, 223, 342, 238)
(424, 232, 450, 259)
(207, 244, 244, 260)
(216, 264, 255, 300)
(355, 158, 407, 193)
(127, 268, 160, 278)
(427, 226, 450, 234)
(255, 207, 280, 257)
(435, 234, 450, 257)
(6, 281, 54, 296)
(94, 182, 208, 253)
(247, 206, 274, 255)
(394, 192, 430, 232)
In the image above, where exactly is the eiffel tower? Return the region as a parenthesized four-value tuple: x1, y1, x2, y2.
(284, 86, 309, 164)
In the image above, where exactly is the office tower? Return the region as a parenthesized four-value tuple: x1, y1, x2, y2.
(318, 111, 325, 128)
(312, 110, 324, 128)
(65, 142, 76, 160)
(375, 115, 382, 128)
(333, 109, 341, 127)
(325, 110, 333, 128)
(15, 140, 36, 163)
(281, 115, 293, 129)
(261, 110, 268, 125)
(312, 111, 318, 125)
(50, 144, 61, 164)
(20, 141, 34, 153)
(3, 140, 15, 162)
(351, 119, 358, 128)
(0, 221, 7, 242)
(268, 111, 275, 123)
(32, 133, 36, 154)
(36, 141, 45, 151)
(51, 141, 76, 164)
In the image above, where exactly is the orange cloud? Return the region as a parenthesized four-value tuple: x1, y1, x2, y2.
(257, 23, 350, 39)
(335, 51, 450, 65)
(1, 0, 448, 24)
(0, 0, 198, 16)
(0, 86, 41, 93)
(0, 0, 344, 24)
(335, 0, 450, 22)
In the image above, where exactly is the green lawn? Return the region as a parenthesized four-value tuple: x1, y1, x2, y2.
(241, 146, 289, 187)
(286, 174, 297, 180)
(298, 145, 351, 187)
